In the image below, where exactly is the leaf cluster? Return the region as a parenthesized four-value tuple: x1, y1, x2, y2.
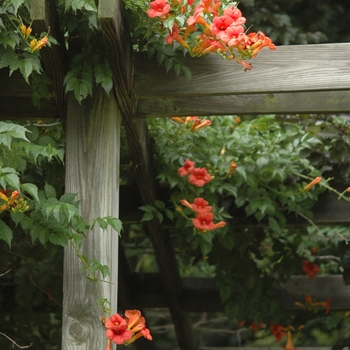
(146, 114, 349, 324)
(0, 120, 122, 248)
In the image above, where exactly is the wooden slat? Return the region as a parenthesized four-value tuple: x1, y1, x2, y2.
(135, 90, 350, 118)
(134, 43, 350, 98)
(128, 274, 350, 312)
(62, 89, 120, 349)
(0, 69, 32, 97)
(277, 275, 347, 310)
(0, 70, 59, 119)
(0, 96, 57, 119)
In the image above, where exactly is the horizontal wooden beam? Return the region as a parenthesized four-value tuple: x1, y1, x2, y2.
(135, 43, 350, 97)
(127, 274, 349, 312)
(133, 43, 350, 117)
(0, 96, 58, 120)
(135, 90, 350, 118)
(0, 69, 58, 120)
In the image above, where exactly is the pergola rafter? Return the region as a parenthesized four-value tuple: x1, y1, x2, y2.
(1, 1, 350, 349)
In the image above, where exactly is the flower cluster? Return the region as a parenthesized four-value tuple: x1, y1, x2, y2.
(243, 321, 298, 348)
(180, 197, 226, 232)
(302, 259, 320, 279)
(0, 189, 29, 213)
(146, 0, 276, 70)
(19, 18, 50, 53)
(295, 295, 332, 315)
(178, 159, 212, 187)
(104, 310, 152, 347)
(171, 116, 212, 132)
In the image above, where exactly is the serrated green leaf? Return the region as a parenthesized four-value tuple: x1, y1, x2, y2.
(0, 219, 12, 247)
(0, 121, 29, 142)
(62, 203, 79, 222)
(71, 233, 84, 248)
(10, 211, 24, 225)
(96, 217, 108, 230)
(49, 232, 69, 247)
(44, 183, 56, 199)
(105, 217, 123, 233)
(100, 265, 110, 278)
(9, 0, 25, 14)
(59, 193, 78, 204)
(21, 183, 39, 202)
(1, 172, 20, 189)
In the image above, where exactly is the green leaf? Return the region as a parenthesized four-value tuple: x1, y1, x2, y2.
(105, 217, 123, 234)
(62, 203, 79, 222)
(141, 211, 153, 222)
(156, 211, 163, 223)
(139, 204, 156, 212)
(154, 200, 165, 209)
(44, 183, 56, 199)
(0, 121, 29, 143)
(21, 183, 39, 202)
(49, 232, 69, 247)
(200, 240, 212, 256)
(96, 217, 108, 230)
(0, 219, 12, 247)
(59, 193, 78, 204)
(165, 209, 174, 221)
(100, 265, 110, 278)
(10, 211, 24, 225)
(9, 0, 25, 14)
(0, 171, 20, 189)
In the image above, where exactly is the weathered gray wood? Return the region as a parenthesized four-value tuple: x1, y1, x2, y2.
(133, 43, 350, 117)
(135, 90, 350, 118)
(62, 88, 119, 349)
(134, 43, 350, 97)
(278, 275, 347, 310)
(98, 1, 196, 349)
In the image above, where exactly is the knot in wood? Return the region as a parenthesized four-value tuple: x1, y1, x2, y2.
(68, 321, 87, 344)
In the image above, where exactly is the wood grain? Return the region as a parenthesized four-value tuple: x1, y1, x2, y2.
(134, 43, 350, 98)
(99, 1, 196, 348)
(135, 90, 350, 118)
(62, 88, 120, 349)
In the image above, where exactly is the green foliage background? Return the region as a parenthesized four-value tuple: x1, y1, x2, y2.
(1, 0, 350, 348)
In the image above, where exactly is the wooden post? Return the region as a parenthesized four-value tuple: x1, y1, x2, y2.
(62, 87, 120, 349)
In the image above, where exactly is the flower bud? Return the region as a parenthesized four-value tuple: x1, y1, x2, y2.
(20, 24, 27, 36)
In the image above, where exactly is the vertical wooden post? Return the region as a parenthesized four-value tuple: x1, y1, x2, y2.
(62, 88, 120, 349)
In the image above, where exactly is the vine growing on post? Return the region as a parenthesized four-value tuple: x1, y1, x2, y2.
(0, 120, 154, 348)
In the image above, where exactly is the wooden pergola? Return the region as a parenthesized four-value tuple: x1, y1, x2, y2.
(2, 0, 350, 349)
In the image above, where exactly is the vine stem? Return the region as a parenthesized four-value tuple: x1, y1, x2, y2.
(0, 332, 32, 348)
(69, 239, 110, 319)
(292, 172, 350, 201)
